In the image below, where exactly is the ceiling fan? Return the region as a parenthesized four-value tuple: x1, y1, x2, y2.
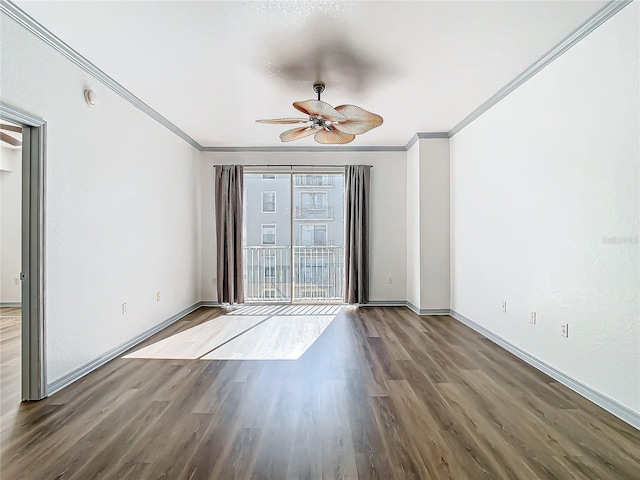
(0, 123, 22, 147)
(256, 83, 383, 144)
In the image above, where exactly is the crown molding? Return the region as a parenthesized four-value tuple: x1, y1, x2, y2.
(448, 0, 633, 137)
(201, 145, 406, 153)
(0, 103, 45, 127)
(2, 0, 631, 150)
(405, 132, 450, 150)
(0, 0, 203, 150)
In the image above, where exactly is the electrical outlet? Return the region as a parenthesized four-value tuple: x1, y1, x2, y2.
(561, 323, 569, 338)
(213, 278, 217, 285)
(530, 312, 537, 324)
(502, 301, 507, 313)
(122, 303, 127, 315)
(14, 278, 19, 285)
(387, 276, 393, 284)
(156, 291, 161, 302)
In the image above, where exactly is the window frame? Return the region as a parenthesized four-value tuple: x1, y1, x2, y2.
(261, 191, 276, 213)
(261, 223, 276, 245)
(299, 223, 328, 246)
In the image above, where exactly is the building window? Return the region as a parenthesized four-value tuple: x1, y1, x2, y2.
(262, 174, 276, 180)
(262, 224, 276, 245)
(294, 174, 333, 187)
(262, 191, 276, 213)
(300, 224, 327, 246)
(300, 192, 326, 209)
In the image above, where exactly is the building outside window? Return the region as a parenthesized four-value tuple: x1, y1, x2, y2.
(262, 191, 276, 213)
(300, 192, 326, 209)
(300, 224, 327, 246)
(261, 224, 276, 245)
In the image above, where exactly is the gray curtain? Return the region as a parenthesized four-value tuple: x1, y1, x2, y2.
(215, 165, 244, 304)
(344, 165, 370, 304)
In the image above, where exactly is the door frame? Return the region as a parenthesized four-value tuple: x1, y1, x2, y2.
(1, 103, 47, 401)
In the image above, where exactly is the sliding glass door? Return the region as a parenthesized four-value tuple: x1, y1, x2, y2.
(243, 170, 344, 303)
(243, 173, 292, 302)
(292, 173, 344, 301)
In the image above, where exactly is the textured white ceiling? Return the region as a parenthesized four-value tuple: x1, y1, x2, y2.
(16, 1, 606, 147)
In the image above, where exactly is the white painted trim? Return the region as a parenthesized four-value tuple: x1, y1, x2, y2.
(448, 0, 633, 136)
(46, 302, 208, 396)
(449, 310, 640, 430)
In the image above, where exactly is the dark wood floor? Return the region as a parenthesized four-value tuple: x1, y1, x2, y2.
(1, 306, 639, 479)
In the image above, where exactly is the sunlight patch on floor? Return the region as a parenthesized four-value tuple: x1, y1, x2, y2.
(123, 310, 339, 361)
(201, 315, 335, 360)
(123, 315, 268, 360)
(227, 304, 343, 316)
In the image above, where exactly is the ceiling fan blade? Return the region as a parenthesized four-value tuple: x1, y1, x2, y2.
(0, 123, 22, 133)
(314, 128, 355, 145)
(280, 126, 316, 142)
(256, 118, 309, 124)
(333, 105, 383, 135)
(293, 100, 346, 122)
(0, 131, 21, 146)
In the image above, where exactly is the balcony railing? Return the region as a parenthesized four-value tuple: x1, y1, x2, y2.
(294, 175, 334, 187)
(294, 205, 334, 220)
(243, 245, 344, 302)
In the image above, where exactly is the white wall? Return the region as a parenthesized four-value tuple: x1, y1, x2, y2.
(406, 138, 450, 311)
(0, 146, 22, 303)
(450, 3, 639, 414)
(406, 143, 421, 307)
(419, 138, 450, 310)
(200, 151, 407, 303)
(1, 16, 201, 383)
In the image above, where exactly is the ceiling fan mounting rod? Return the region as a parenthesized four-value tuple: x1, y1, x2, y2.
(313, 82, 325, 101)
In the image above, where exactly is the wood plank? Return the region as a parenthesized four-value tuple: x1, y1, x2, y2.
(1, 306, 638, 479)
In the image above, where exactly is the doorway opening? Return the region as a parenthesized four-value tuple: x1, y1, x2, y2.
(0, 104, 46, 402)
(243, 170, 345, 303)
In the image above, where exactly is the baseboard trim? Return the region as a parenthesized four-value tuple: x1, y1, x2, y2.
(0, 302, 21, 307)
(361, 300, 406, 307)
(405, 302, 450, 316)
(449, 310, 640, 430)
(200, 301, 223, 307)
(46, 302, 203, 396)
(359, 301, 449, 315)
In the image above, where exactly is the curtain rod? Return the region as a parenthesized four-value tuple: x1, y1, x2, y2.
(214, 164, 373, 168)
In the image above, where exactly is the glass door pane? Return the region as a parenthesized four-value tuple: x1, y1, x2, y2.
(243, 173, 291, 302)
(292, 173, 344, 302)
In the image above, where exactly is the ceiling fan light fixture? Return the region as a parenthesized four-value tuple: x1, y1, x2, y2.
(257, 83, 382, 144)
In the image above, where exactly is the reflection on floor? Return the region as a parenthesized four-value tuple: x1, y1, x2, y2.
(124, 306, 342, 361)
